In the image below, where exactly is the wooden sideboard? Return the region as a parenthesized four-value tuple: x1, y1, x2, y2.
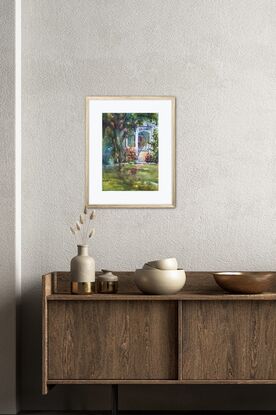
(42, 272, 276, 398)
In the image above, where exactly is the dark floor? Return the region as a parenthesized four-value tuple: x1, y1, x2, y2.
(18, 411, 276, 415)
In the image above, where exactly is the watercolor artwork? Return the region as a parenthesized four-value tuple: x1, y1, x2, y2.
(102, 113, 159, 191)
(86, 97, 175, 208)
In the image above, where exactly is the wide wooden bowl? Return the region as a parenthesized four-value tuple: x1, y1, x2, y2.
(213, 272, 275, 294)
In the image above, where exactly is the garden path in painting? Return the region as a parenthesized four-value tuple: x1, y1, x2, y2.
(102, 113, 158, 191)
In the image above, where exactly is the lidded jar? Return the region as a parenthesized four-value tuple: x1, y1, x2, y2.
(96, 271, 118, 294)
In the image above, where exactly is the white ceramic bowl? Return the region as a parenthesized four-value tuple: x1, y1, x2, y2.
(145, 257, 178, 270)
(134, 268, 186, 295)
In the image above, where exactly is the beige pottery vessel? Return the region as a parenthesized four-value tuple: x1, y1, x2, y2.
(70, 245, 95, 282)
(134, 268, 186, 295)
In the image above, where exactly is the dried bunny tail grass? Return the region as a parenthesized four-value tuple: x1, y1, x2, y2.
(76, 222, 81, 231)
(84, 206, 87, 215)
(70, 226, 76, 234)
(89, 228, 95, 238)
(90, 209, 96, 220)
(80, 214, 84, 224)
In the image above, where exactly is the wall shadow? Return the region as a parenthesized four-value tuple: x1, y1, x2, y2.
(0, 293, 16, 414)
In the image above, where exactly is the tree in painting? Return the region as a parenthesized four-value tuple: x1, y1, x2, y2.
(102, 113, 158, 191)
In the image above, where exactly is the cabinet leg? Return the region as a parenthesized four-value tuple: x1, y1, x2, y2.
(112, 384, 118, 415)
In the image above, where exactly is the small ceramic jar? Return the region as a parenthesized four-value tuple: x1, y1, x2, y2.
(96, 271, 118, 294)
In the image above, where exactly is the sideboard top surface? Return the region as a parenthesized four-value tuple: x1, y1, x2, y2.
(43, 271, 276, 301)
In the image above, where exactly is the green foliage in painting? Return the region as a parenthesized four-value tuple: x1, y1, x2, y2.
(103, 164, 158, 191)
(151, 128, 158, 163)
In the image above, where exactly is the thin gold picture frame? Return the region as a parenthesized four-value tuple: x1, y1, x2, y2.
(85, 96, 176, 209)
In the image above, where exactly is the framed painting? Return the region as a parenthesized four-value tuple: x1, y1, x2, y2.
(85, 96, 175, 208)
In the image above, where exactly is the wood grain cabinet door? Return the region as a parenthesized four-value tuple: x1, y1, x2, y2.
(48, 300, 178, 380)
(182, 301, 276, 381)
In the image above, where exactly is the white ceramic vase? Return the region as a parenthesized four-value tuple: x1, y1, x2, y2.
(70, 245, 95, 294)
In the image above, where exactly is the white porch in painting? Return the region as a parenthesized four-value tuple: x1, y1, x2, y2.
(125, 123, 157, 156)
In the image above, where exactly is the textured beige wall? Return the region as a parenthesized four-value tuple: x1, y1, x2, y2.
(0, 1, 17, 414)
(21, 0, 276, 411)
